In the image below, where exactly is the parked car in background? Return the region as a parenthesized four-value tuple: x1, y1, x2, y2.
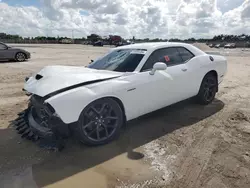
(0, 42, 31, 62)
(209, 44, 215, 48)
(59, 39, 73, 44)
(224, 43, 236, 48)
(19, 42, 227, 148)
(83, 41, 92, 45)
(231, 43, 236, 48)
(115, 40, 133, 47)
(93, 40, 104, 46)
(215, 44, 222, 48)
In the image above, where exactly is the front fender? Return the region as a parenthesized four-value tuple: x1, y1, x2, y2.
(45, 86, 124, 124)
(45, 87, 98, 124)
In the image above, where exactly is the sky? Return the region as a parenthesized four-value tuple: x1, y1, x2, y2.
(0, 0, 249, 39)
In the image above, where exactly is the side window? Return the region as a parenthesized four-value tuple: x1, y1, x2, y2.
(115, 54, 144, 72)
(176, 47, 194, 62)
(141, 47, 183, 71)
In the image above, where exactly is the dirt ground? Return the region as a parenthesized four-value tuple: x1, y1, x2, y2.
(0, 44, 250, 188)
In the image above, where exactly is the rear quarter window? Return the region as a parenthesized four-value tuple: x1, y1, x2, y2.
(176, 47, 194, 62)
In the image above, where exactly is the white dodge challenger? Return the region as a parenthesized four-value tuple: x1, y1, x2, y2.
(16, 42, 227, 147)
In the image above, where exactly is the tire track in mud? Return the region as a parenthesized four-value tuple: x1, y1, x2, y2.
(198, 108, 250, 188)
(171, 126, 219, 188)
(0, 81, 28, 129)
(0, 65, 30, 129)
(0, 96, 27, 107)
(170, 84, 250, 188)
(116, 90, 249, 188)
(0, 87, 24, 98)
(0, 64, 31, 84)
(170, 104, 250, 188)
(0, 97, 28, 129)
(117, 104, 226, 188)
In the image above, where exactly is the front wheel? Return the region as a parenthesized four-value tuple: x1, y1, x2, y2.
(196, 74, 218, 105)
(15, 52, 26, 62)
(75, 98, 124, 146)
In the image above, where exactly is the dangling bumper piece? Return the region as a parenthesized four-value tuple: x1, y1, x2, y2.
(13, 95, 71, 151)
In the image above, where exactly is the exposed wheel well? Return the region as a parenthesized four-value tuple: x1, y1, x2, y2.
(204, 70, 218, 92)
(108, 97, 127, 123)
(207, 70, 217, 78)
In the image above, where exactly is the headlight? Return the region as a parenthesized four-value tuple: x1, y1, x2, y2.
(44, 102, 60, 118)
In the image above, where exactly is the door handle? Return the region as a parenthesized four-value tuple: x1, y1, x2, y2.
(181, 68, 188, 72)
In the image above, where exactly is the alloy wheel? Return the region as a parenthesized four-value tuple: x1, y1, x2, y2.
(16, 53, 26, 62)
(203, 77, 216, 102)
(81, 102, 119, 142)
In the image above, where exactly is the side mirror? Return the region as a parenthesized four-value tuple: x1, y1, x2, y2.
(149, 62, 167, 75)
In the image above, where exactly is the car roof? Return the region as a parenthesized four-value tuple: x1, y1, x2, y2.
(115, 42, 193, 50)
(113, 42, 205, 56)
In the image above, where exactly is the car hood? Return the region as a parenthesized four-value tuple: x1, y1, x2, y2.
(8, 47, 20, 50)
(9, 47, 29, 53)
(24, 65, 124, 97)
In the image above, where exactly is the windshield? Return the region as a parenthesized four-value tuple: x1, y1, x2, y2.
(0, 43, 8, 49)
(88, 49, 146, 72)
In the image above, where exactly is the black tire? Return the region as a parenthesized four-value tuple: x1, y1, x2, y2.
(15, 52, 26, 62)
(75, 98, 124, 146)
(196, 73, 218, 105)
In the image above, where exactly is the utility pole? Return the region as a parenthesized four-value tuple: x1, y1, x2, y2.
(72, 30, 74, 39)
(72, 30, 74, 44)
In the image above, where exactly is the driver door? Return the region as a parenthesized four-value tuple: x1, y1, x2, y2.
(0, 43, 8, 60)
(120, 47, 194, 120)
(120, 69, 173, 120)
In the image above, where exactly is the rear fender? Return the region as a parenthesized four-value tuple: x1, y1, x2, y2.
(211, 55, 227, 83)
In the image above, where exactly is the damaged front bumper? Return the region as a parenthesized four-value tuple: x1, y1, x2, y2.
(29, 95, 70, 138)
(14, 95, 70, 150)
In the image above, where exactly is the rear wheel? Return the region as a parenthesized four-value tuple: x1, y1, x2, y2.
(15, 52, 26, 62)
(76, 98, 124, 146)
(196, 74, 217, 105)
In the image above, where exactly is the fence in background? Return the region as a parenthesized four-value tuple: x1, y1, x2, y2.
(1, 39, 250, 48)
